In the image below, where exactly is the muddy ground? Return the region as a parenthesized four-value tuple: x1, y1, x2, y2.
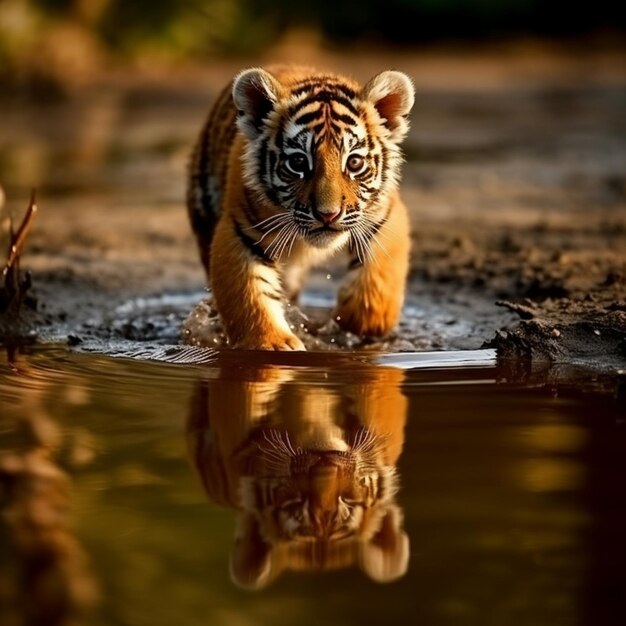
(1, 42, 625, 372)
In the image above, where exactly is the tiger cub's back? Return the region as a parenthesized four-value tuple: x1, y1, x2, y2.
(187, 82, 238, 272)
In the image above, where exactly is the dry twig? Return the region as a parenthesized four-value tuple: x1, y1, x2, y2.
(1, 191, 38, 319)
(3, 189, 38, 279)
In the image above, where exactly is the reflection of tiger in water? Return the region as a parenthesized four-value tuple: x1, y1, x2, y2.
(186, 66, 414, 350)
(186, 363, 408, 589)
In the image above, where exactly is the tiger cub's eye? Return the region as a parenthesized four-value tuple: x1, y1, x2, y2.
(346, 155, 366, 174)
(285, 154, 309, 175)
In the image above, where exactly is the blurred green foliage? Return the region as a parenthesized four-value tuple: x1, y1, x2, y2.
(1, 0, 624, 88)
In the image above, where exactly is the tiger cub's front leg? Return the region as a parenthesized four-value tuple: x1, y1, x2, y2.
(335, 195, 410, 338)
(210, 216, 304, 351)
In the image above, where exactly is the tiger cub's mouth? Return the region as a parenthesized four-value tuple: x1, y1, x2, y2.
(305, 225, 350, 248)
(309, 224, 344, 235)
(289, 450, 355, 474)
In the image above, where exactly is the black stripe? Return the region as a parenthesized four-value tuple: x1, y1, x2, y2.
(275, 118, 285, 149)
(285, 127, 311, 149)
(295, 202, 310, 216)
(376, 474, 383, 499)
(331, 83, 357, 99)
(291, 81, 357, 100)
(294, 109, 324, 125)
(369, 188, 381, 206)
(268, 150, 277, 176)
(266, 187, 280, 205)
(329, 111, 357, 126)
(262, 290, 283, 302)
(232, 218, 275, 266)
(266, 151, 280, 199)
(291, 81, 319, 96)
(314, 132, 327, 149)
(373, 153, 380, 175)
(188, 204, 216, 242)
(289, 92, 358, 117)
(380, 145, 388, 185)
(197, 125, 213, 217)
(258, 138, 269, 182)
(343, 127, 360, 142)
(252, 267, 283, 298)
(364, 207, 391, 242)
(348, 256, 363, 270)
(256, 275, 273, 287)
(327, 93, 359, 115)
(311, 122, 326, 136)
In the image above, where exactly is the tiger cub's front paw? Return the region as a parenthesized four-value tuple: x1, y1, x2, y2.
(235, 332, 305, 351)
(335, 290, 402, 338)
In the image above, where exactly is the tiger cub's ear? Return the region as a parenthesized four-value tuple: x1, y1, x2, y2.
(360, 504, 410, 583)
(233, 68, 284, 140)
(362, 70, 415, 143)
(230, 511, 273, 590)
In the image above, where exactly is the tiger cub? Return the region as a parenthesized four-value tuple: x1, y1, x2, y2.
(187, 66, 414, 350)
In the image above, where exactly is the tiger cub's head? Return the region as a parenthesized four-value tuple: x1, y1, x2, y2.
(233, 67, 414, 253)
(231, 427, 409, 590)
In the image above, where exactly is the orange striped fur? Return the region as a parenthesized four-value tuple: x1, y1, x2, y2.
(187, 66, 414, 350)
(186, 363, 409, 588)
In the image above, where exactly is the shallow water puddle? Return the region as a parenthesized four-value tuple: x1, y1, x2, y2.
(1, 346, 625, 626)
(98, 286, 502, 354)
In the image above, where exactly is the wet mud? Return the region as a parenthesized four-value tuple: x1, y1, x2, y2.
(0, 45, 625, 374)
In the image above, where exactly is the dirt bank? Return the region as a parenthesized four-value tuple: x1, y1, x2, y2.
(1, 43, 625, 371)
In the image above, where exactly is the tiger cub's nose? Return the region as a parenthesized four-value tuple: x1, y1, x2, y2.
(312, 207, 343, 225)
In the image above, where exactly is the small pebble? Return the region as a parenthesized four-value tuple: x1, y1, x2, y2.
(551, 328, 560, 337)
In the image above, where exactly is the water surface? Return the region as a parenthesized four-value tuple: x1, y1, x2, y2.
(1, 346, 625, 626)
